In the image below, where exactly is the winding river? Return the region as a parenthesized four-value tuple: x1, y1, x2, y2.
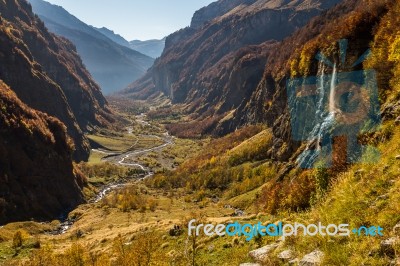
(52, 116, 173, 235)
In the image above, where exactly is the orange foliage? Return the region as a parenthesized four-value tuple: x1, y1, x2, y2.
(258, 171, 316, 214)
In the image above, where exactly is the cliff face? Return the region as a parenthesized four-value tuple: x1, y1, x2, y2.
(123, 0, 396, 169)
(0, 0, 115, 161)
(155, 2, 324, 103)
(122, 0, 342, 136)
(220, 0, 393, 163)
(190, 0, 258, 29)
(0, 80, 85, 224)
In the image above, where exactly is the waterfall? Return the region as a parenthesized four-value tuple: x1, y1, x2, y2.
(296, 62, 337, 168)
(329, 64, 337, 115)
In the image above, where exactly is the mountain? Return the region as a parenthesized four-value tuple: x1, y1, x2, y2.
(94, 26, 130, 47)
(29, 0, 154, 94)
(231, 0, 394, 163)
(121, 0, 343, 134)
(93, 27, 166, 59)
(0, 0, 114, 223)
(129, 39, 166, 59)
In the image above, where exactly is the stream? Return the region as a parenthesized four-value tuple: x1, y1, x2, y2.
(50, 115, 173, 235)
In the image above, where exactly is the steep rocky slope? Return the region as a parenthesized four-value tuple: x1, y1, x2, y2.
(0, 80, 85, 224)
(29, 0, 154, 94)
(121, 0, 342, 135)
(0, 0, 115, 161)
(190, 0, 258, 29)
(224, 0, 393, 163)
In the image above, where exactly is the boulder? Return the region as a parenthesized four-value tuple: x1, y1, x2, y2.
(299, 250, 324, 266)
(249, 243, 279, 262)
(278, 249, 294, 261)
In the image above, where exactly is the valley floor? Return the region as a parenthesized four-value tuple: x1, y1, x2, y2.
(0, 105, 399, 266)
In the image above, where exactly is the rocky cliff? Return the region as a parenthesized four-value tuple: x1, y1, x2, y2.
(0, 0, 115, 161)
(225, 0, 392, 163)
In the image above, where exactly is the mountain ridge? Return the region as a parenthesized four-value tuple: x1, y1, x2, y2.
(0, 0, 114, 223)
(29, 0, 154, 94)
(93, 27, 166, 59)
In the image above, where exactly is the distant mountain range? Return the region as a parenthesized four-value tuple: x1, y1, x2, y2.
(29, 0, 155, 95)
(93, 27, 165, 59)
(129, 39, 166, 59)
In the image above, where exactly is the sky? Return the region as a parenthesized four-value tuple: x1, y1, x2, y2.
(44, 0, 216, 41)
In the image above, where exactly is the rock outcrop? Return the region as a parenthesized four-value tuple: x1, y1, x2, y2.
(248, 243, 280, 263)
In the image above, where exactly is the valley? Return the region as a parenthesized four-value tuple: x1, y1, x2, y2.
(0, 0, 400, 265)
(0, 104, 252, 265)
(0, 96, 399, 265)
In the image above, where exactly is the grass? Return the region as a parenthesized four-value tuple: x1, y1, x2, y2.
(87, 134, 137, 152)
(88, 150, 106, 164)
(2, 116, 400, 265)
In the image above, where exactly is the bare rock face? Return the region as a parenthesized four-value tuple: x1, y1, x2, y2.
(0, 0, 121, 224)
(0, 81, 85, 224)
(226, 0, 384, 162)
(122, 0, 398, 172)
(190, 0, 258, 29)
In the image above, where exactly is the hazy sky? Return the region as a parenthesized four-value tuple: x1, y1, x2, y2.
(44, 0, 215, 41)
